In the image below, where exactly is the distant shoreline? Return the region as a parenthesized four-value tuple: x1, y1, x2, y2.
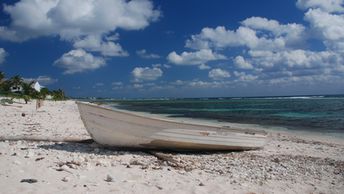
(71, 93, 344, 101)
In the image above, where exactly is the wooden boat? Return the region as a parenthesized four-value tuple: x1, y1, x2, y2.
(76, 101, 268, 151)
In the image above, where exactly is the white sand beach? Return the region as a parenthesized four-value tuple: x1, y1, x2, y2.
(0, 100, 343, 194)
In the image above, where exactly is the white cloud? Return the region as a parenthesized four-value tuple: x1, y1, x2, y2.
(170, 80, 230, 89)
(180, 6, 344, 86)
(188, 80, 218, 88)
(0, 48, 7, 64)
(170, 80, 185, 86)
(132, 67, 163, 82)
(296, 0, 344, 13)
(36, 76, 58, 85)
(198, 64, 211, 70)
(24, 75, 58, 85)
(112, 81, 123, 90)
(208, 68, 230, 80)
(304, 8, 344, 50)
(185, 21, 305, 51)
(185, 26, 257, 50)
(152, 64, 171, 69)
(94, 82, 104, 87)
(132, 83, 144, 89)
(161, 2, 344, 89)
(127, 82, 158, 90)
(73, 35, 128, 57)
(0, 0, 160, 72)
(0, 0, 160, 42)
(267, 74, 344, 86)
(156, 79, 226, 89)
(54, 49, 106, 74)
(242, 17, 284, 33)
(136, 49, 160, 59)
(234, 56, 254, 69)
(167, 49, 226, 65)
(112, 81, 123, 86)
(233, 71, 258, 81)
(241, 17, 305, 47)
(163, 64, 171, 68)
(247, 49, 341, 69)
(152, 64, 161, 68)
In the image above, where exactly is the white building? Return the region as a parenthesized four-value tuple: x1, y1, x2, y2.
(32, 81, 43, 92)
(10, 85, 23, 93)
(10, 81, 43, 93)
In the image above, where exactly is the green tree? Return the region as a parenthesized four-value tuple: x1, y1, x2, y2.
(22, 81, 38, 103)
(1, 80, 11, 93)
(39, 87, 50, 99)
(0, 71, 4, 83)
(0, 73, 68, 101)
(52, 89, 66, 100)
(9, 75, 23, 91)
(0, 71, 5, 93)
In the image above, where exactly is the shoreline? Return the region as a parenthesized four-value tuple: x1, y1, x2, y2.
(0, 99, 343, 193)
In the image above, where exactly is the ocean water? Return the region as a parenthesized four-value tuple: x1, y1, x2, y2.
(102, 95, 344, 135)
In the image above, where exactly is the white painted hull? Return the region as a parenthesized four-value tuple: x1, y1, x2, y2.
(76, 101, 268, 151)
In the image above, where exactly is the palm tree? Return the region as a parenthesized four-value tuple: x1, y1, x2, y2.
(8, 75, 24, 93)
(0, 71, 4, 83)
(22, 81, 36, 96)
(10, 75, 23, 87)
(52, 89, 66, 100)
(0, 71, 5, 92)
(39, 87, 50, 99)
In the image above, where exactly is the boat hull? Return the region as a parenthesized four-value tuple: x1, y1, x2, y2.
(76, 102, 268, 151)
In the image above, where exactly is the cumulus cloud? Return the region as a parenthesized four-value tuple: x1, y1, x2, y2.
(266, 74, 344, 86)
(185, 26, 258, 50)
(185, 20, 305, 51)
(1, 0, 160, 72)
(304, 8, 344, 50)
(233, 71, 258, 81)
(0, 48, 7, 64)
(167, 49, 226, 65)
(198, 64, 211, 70)
(168, 79, 231, 89)
(234, 56, 254, 69)
(24, 75, 58, 85)
(296, 0, 344, 13)
(112, 81, 124, 90)
(132, 67, 163, 82)
(208, 68, 230, 80)
(73, 35, 128, 57)
(54, 49, 106, 74)
(112, 81, 123, 86)
(94, 82, 104, 87)
(247, 49, 343, 70)
(163, 64, 172, 68)
(152, 64, 171, 69)
(241, 17, 306, 47)
(36, 76, 58, 85)
(136, 49, 160, 59)
(0, 0, 160, 41)
(176, 3, 344, 86)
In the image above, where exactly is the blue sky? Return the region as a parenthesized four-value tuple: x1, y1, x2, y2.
(0, 0, 343, 98)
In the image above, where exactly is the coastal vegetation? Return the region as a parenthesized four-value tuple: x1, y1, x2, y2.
(0, 71, 66, 103)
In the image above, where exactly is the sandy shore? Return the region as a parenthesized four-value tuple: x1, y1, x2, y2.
(0, 100, 343, 194)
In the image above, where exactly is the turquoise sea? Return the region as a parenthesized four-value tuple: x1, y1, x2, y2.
(96, 95, 344, 136)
